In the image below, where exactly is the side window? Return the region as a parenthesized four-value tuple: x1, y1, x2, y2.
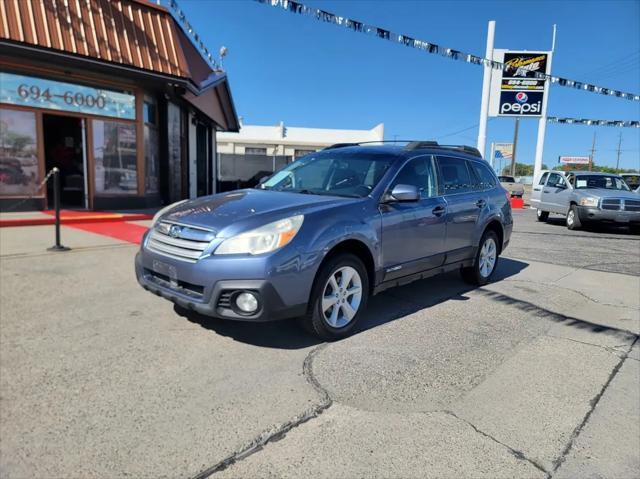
(470, 161, 497, 190)
(546, 173, 565, 188)
(437, 156, 473, 194)
(389, 156, 438, 199)
(538, 172, 549, 185)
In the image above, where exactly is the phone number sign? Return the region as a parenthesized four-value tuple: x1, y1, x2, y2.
(0, 72, 135, 120)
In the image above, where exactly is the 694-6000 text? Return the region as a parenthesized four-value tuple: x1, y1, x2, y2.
(17, 84, 106, 109)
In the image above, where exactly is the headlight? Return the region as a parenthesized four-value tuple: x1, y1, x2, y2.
(151, 200, 188, 226)
(215, 215, 304, 255)
(579, 197, 599, 207)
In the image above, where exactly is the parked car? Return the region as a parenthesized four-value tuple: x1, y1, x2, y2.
(532, 170, 640, 232)
(498, 175, 525, 198)
(620, 174, 640, 191)
(136, 142, 513, 339)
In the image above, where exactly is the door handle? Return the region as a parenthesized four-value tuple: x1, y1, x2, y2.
(533, 187, 541, 191)
(475, 199, 486, 208)
(432, 205, 445, 217)
(543, 189, 550, 193)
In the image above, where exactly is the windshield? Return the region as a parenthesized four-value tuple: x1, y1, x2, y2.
(498, 176, 516, 183)
(575, 175, 630, 191)
(260, 154, 394, 198)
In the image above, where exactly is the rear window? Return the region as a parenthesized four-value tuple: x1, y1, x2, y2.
(437, 156, 473, 194)
(498, 176, 516, 183)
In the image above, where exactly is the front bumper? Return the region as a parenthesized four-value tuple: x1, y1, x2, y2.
(135, 251, 308, 322)
(578, 206, 640, 224)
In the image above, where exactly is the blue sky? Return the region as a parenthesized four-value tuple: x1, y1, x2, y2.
(179, 0, 640, 170)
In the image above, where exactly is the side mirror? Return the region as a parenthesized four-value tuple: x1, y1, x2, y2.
(258, 176, 269, 185)
(556, 183, 567, 189)
(388, 184, 420, 202)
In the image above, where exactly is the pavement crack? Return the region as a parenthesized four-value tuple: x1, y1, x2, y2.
(549, 336, 639, 477)
(545, 334, 631, 357)
(190, 344, 333, 479)
(443, 410, 549, 475)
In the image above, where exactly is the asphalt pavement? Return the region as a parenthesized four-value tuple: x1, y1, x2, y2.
(0, 209, 638, 478)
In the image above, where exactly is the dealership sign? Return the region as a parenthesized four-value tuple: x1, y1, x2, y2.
(559, 156, 591, 165)
(0, 72, 135, 120)
(489, 50, 552, 118)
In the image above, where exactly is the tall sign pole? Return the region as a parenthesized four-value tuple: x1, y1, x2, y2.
(477, 21, 496, 159)
(532, 24, 557, 184)
(511, 118, 520, 176)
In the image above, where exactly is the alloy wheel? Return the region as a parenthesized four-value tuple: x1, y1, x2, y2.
(322, 266, 363, 328)
(478, 237, 497, 278)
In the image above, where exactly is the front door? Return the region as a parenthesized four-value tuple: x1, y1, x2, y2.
(380, 155, 446, 281)
(437, 155, 482, 262)
(43, 114, 87, 209)
(530, 171, 549, 208)
(540, 172, 569, 213)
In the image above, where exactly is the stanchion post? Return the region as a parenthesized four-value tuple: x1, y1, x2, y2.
(47, 167, 70, 252)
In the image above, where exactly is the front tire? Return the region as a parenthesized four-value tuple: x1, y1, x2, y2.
(536, 209, 549, 222)
(300, 253, 369, 340)
(461, 230, 500, 286)
(566, 204, 582, 230)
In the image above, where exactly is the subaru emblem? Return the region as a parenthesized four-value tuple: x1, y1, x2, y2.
(169, 225, 181, 238)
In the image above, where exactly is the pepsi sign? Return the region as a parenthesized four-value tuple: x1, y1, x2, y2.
(499, 91, 544, 116)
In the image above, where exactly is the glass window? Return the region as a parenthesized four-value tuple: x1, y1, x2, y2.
(575, 175, 629, 191)
(93, 120, 137, 194)
(437, 156, 473, 194)
(472, 162, 498, 189)
(261, 153, 393, 198)
(245, 147, 267, 155)
(0, 108, 40, 196)
(546, 173, 565, 188)
(389, 156, 438, 199)
(538, 172, 549, 185)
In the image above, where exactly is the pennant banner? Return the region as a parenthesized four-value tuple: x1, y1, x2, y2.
(256, 0, 640, 102)
(547, 117, 640, 128)
(168, 0, 219, 69)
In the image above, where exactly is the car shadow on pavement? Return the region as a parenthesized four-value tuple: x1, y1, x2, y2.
(175, 258, 530, 349)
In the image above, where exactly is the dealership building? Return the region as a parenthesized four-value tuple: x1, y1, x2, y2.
(0, 0, 239, 211)
(216, 122, 384, 190)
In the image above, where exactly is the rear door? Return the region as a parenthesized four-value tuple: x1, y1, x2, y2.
(530, 171, 549, 208)
(436, 156, 483, 263)
(380, 155, 447, 281)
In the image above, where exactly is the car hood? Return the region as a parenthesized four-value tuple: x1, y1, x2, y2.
(160, 189, 357, 237)
(576, 189, 640, 200)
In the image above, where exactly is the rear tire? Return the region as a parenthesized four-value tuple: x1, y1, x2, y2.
(299, 253, 369, 340)
(536, 209, 549, 222)
(566, 204, 582, 230)
(461, 230, 500, 286)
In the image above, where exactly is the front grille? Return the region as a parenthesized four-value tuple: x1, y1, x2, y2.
(601, 199, 621, 210)
(600, 198, 640, 212)
(624, 199, 640, 212)
(217, 291, 233, 309)
(146, 222, 215, 262)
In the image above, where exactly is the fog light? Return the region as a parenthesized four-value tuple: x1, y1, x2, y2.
(236, 292, 259, 313)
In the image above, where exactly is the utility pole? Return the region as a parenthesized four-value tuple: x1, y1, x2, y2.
(589, 132, 596, 172)
(477, 21, 495, 159)
(616, 132, 622, 171)
(511, 118, 520, 176)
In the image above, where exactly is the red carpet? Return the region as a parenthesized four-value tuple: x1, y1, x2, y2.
(0, 210, 153, 227)
(68, 221, 149, 244)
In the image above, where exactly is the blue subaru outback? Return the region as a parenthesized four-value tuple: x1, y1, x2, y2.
(136, 142, 512, 339)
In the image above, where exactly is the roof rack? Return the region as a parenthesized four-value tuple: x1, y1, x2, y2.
(323, 140, 483, 158)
